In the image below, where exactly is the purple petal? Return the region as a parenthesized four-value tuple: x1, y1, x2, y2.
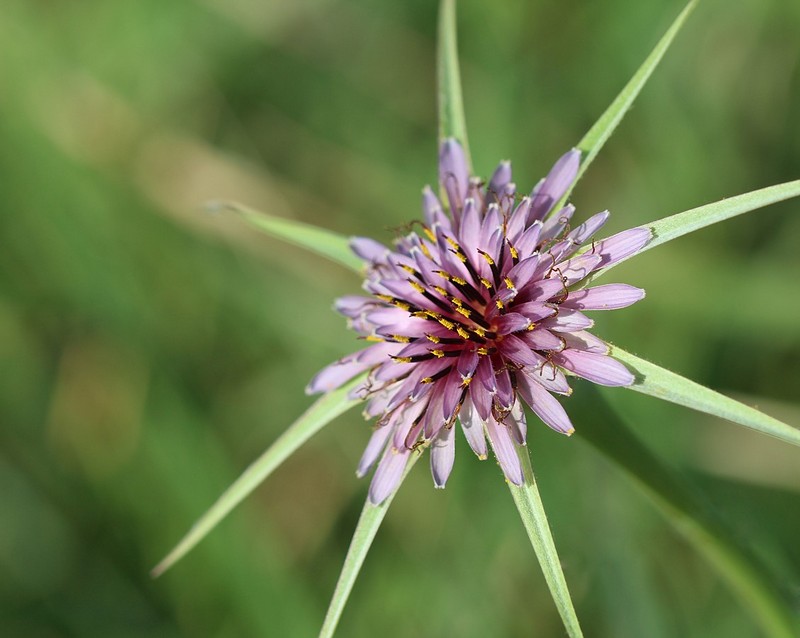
(557, 252, 603, 285)
(350, 236, 388, 263)
(516, 373, 575, 435)
(520, 356, 572, 395)
(553, 350, 635, 386)
(430, 425, 456, 488)
(357, 423, 394, 477)
(306, 357, 369, 394)
(439, 138, 469, 219)
(568, 210, 610, 244)
(516, 277, 566, 304)
(561, 331, 609, 354)
(563, 284, 646, 311)
(494, 312, 532, 335)
(485, 416, 523, 485)
(595, 227, 652, 269)
(458, 397, 488, 459)
(469, 369, 493, 421)
(422, 186, 444, 226)
(458, 198, 481, 254)
(506, 196, 531, 240)
(487, 160, 512, 204)
(540, 309, 594, 332)
(540, 204, 575, 242)
(513, 301, 558, 323)
(457, 348, 479, 383)
(334, 295, 376, 318)
(474, 355, 496, 395)
(494, 366, 514, 410)
(513, 220, 543, 256)
(519, 328, 565, 351)
(498, 334, 538, 367)
(529, 149, 581, 222)
(422, 380, 448, 439)
(369, 446, 411, 504)
(442, 368, 467, 422)
(503, 398, 527, 445)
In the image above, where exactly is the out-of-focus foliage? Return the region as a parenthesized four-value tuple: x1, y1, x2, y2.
(0, 0, 798, 636)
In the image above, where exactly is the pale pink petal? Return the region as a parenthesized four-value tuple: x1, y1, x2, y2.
(540, 309, 594, 332)
(561, 331, 609, 354)
(485, 416, 523, 485)
(369, 445, 411, 504)
(430, 425, 456, 488)
(563, 284, 645, 310)
(357, 423, 394, 477)
(516, 373, 575, 435)
(553, 350, 635, 386)
(458, 397, 488, 459)
(350, 236, 389, 263)
(595, 227, 652, 269)
(529, 149, 581, 222)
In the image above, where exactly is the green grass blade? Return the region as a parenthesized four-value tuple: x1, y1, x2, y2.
(509, 450, 584, 638)
(151, 376, 365, 578)
(438, 0, 471, 166)
(319, 453, 422, 638)
(557, 0, 697, 208)
(215, 201, 363, 272)
(576, 389, 798, 638)
(612, 346, 800, 447)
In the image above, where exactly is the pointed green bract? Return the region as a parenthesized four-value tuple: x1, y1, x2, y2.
(580, 178, 800, 285)
(612, 346, 800, 447)
(219, 201, 363, 272)
(509, 450, 584, 638)
(556, 0, 698, 210)
(577, 390, 798, 638)
(318, 453, 422, 638)
(151, 376, 365, 578)
(438, 0, 471, 168)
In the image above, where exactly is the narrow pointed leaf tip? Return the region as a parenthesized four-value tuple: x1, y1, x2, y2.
(509, 450, 584, 638)
(151, 376, 365, 578)
(557, 0, 699, 208)
(614, 346, 800, 447)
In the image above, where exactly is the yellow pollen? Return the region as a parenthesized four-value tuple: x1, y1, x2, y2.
(480, 278, 493, 289)
(423, 226, 435, 241)
(460, 376, 472, 387)
(431, 349, 445, 358)
(452, 275, 467, 285)
(390, 335, 411, 343)
(509, 245, 519, 259)
(393, 301, 411, 311)
(409, 281, 425, 294)
(400, 264, 417, 275)
(526, 323, 536, 331)
(450, 297, 463, 307)
(420, 243, 432, 258)
(455, 306, 472, 319)
(473, 326, 487, 338)
(480, 252, 495, 266)
(365, 335, 384, 342)
(496, 299, 505, 309)
(421, 377, 434, 384)
(456, 326, 470, 339)
(437, 317, 455, 330)
(377, 294, 393, 303)
(425, 334, 440, 343)
(504, 277, 515, 290)
(433, 286, 448, 296)
(445, 236, 461, 251)
(477, 347, 489, 355)
(393, 356, 413, 363)
(412, 311, 429, 318)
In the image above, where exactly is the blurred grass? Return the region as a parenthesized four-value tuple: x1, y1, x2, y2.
(0, 0, 798, 636)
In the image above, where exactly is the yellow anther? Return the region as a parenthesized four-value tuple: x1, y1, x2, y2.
(390, 335, 411, 343)
(473, 326, 486, 338)
(425, 310, 441, 319)
(526, 323, 536, 331)
(480, 278, 493, 290)
(412, 311, 429, 318)
(431, 349, 445, 358)
(409, 281, 425, 294)
(456, 326, 470, 339)
(393, 356, 413, 363)
(445, 236, 460, 251)
(460, 376, 472, 387)
(420, 243, 432, 258)
(509, 244, 519, 259)
(479, 251, 495, 266)
(423, 226, 435, 242)
(452, 276, 467, 285)
(450, 297, 463, 307)
(477, 347, 489, 355)
(433, 286, 448, 296)
(453, 251, 467, 263)
(437, 317, 455, 330)
(392, 301, 411, 311)
(496, 299, 505, 310)
(377, 294, 393, 303)
(455, 306, 472, 319)
(365, 335, 384, 342)
(400, 264, 417, 275)
(504, 277, 515, 290)
(421, 377, 434, 384)
(425, 334, 440, 343)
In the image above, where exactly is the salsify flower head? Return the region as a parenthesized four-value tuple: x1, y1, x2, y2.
(307, 139, 651, 504)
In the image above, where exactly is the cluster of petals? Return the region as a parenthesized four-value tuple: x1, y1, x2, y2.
(307, 140, 651, 503)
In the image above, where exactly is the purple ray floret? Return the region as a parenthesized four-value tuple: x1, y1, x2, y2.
(307, 140, 651, 504)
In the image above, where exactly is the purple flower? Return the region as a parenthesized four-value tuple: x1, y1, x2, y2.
(307, 139, 651, 504)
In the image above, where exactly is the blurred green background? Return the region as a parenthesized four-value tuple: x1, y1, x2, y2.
(1, 0, 799, 636)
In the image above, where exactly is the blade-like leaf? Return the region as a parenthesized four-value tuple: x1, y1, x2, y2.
(212, 201, 363, 272)
(586, 179, 800, 283)
(577, 388, 798, 638)
(152, 376, 365, 577)
(438, 0, 471, 167)
(319, 452, 422, 638)
(612, 346, 800, 447)
(509, 450, 584, 638)
(557, 0, 697, 209)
